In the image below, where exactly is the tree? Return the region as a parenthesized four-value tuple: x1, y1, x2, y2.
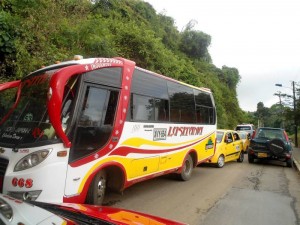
(221, 66, 241, 90)
(0, 0, 248, 130)
(255, 102, 270, 127)
(179, 20, 211, 62)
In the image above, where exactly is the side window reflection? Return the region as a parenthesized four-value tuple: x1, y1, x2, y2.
(70, 85, 119, 162)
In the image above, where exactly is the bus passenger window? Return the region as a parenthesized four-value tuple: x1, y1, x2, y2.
(132, 94, 154, 121)
(155, 99, 169, 121)
(167, 81, 195, 123)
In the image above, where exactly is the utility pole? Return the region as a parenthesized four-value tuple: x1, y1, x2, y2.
(275, 82, 298, 146)
(293, 81, 298, 147)
(274, 91, 284, 128)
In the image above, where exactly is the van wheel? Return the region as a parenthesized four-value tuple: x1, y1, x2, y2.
(217, 155, 225, 168)
(86, 170, 107, 205)
(178, 155, 193, 181)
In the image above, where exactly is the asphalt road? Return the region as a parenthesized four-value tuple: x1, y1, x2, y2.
(103, 156, 300, 225)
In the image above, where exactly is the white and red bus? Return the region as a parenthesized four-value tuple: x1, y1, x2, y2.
(0, 57, 216, 205)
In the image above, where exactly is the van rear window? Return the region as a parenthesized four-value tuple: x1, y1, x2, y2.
(236, 126, 251, 130)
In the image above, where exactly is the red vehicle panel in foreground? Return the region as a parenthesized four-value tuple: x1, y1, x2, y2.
(0, 194, 186, 225)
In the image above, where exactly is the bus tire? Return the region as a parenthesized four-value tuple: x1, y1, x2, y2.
(178, 154, 193, 181)
(86, 170, 107, 205)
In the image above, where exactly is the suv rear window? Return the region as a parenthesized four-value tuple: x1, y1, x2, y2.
(254, 128, 285, 140)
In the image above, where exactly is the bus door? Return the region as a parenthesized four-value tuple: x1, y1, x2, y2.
(64, 68, 121, 197)
(68, 83, 119, 161)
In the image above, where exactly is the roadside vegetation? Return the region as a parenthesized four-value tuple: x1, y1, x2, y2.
(1, 0, 297, 131)
(248, 101, 300, 141)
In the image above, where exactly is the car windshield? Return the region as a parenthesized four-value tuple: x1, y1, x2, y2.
(216, 131, 224, 143)
(254, 128, 284, 140)
(0, 71, 58, 147)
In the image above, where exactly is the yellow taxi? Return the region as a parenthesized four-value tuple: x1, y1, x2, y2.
(237, 131, 251, 153)
(209, 129, 244, 168)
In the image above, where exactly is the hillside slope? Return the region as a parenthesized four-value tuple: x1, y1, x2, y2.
(0, 0, 247, 128)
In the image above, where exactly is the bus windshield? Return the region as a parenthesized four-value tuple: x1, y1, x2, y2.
(0, 83, 18, 122)
(0, 72, 58, 147)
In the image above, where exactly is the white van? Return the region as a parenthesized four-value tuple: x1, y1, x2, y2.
(235, 124, 255, 137)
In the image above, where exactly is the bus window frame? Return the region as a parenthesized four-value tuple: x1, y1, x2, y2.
(69, 82, 120, 162)
(128, 69, 216, 125)
(48, 63, 125, 148)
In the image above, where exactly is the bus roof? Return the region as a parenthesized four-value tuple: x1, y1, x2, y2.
(135, 66, 212, 94)
(28, 56, 212, 94)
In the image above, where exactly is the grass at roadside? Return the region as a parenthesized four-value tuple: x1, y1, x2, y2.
(288, 133, 300, 147)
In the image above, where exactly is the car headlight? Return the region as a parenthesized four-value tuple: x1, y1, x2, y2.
(14, 149, 51, 172)
(0, 197, 13, 221)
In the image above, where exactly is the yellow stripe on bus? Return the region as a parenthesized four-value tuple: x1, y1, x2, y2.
(120, 136, 204, 148)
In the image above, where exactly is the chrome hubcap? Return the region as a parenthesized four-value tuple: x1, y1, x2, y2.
(185, 160, 191, 173)
(218, 156, 224, 167)
(97, 177, 106, 199)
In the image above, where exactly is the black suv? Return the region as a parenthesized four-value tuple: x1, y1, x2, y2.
(248, 127, 293, 167)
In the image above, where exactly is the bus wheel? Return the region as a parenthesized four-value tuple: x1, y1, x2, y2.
(86, 170, 107, 205)
(178, 154, 193, 181)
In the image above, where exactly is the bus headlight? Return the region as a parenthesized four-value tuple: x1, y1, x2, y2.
(14, 149, 51, 172)
(0, 197, 13, 221)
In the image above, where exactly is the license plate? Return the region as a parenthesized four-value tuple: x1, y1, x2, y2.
(258, 152, 268, 158)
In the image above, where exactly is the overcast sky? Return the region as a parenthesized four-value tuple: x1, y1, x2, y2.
(144, 0, 300, 112)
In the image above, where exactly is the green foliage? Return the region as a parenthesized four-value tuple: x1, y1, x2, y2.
(0, 13, 14, 54)
(221, 66, 241, 90)
(252, 102, 287, 128)
(180, 21, 212, 62)
(0, 8, 18, 78)
(0, 0, 248, 129)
